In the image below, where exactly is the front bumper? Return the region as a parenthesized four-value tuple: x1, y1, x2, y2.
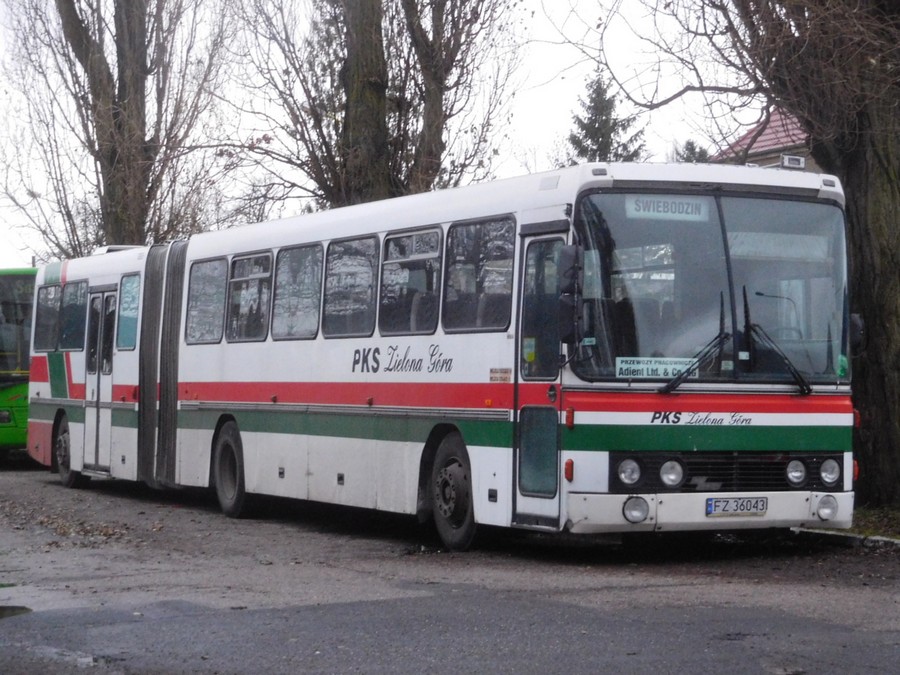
(565, 490, 854, 533)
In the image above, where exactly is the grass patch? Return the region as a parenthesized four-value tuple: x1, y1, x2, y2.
(849, 506, 900, 539)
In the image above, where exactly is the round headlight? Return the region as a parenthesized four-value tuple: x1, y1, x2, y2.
(819, 459, 841, 487)
(617, 459, 641, 486)
(816, 494, 839, 521)
(659, 460, 684, 487)
(622, 496, 650, 523)
(786, 459, 807, 486)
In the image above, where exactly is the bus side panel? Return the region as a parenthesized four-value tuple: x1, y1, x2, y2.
(241, 429, 310, 501)
(307, 436, 379, 510)
(26, 418, 54, 466)
(469, 444, 513, 528)
(176, 425, 212, 488)
(109, 408, 139, 482)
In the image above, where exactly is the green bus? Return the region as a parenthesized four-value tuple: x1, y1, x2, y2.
(0, 267, 35, 456)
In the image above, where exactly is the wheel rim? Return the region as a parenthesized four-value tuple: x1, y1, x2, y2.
(434, 458, 469, 528)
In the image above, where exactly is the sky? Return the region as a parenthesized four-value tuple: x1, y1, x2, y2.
(0, 0, 699, 268)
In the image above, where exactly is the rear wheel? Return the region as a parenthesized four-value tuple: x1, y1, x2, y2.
(213, 421, 248, 517)
(55, 416, 89, 489)
(431, 432, 476, 551)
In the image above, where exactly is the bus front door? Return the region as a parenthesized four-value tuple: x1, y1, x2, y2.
(514, 237, 564, 529)
(83, 291, 116, 471)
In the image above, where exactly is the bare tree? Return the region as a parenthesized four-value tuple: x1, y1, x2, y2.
(229, 0, 518, 208)
(1, 0, 234, 258)
(591, 0, 900, 504)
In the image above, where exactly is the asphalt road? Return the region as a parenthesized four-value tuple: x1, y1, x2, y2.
(0, 455, 897, 674)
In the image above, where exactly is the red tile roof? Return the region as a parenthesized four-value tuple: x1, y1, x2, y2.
(714, 108, 809, 160)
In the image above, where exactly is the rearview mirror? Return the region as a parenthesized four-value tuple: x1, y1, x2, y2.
(558, 245, 582, 296)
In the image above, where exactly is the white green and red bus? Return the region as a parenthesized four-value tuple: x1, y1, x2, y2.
(27, 163, 855, 550)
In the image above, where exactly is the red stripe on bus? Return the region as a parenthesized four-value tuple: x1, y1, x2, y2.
(30, 354, 49, 383)
(65, 352, 86, 400)
(176, 382, 849, 415)
(562, 391, 852, 415)
(181, 381, 522, 409)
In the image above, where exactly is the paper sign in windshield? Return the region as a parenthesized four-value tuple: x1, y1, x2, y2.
(616, 357, 697, 380)
(626, 195, 710, 222)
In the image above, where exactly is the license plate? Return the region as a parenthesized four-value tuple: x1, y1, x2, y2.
(705, 497, 768, 517)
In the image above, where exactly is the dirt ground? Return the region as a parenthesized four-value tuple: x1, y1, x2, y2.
(0, 448, 897, 615)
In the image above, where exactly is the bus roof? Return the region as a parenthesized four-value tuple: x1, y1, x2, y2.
(185, 162, 844, 259)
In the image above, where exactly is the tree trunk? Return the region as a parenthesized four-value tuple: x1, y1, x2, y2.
(839, 110, 900, 505)
(341, 0, 391, 204)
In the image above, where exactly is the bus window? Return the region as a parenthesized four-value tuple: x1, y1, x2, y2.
(521, 239, 563, 378)
(59, 281, 88, 350)
(117, 274, 140, 350)
(272, 245, 323, 340)
(442, 216, 515, 331)
(33, 285, 61, 351)
(226, 254, 272, 342)
(323, 236, 378, 337)
(86, 295, 102, 374)
(186, 259, 227, 344)
(379, 229, 441, 335)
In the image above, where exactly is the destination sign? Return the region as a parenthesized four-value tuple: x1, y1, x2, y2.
(626, 195, 710, 222)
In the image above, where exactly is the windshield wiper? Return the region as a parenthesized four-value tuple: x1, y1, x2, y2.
(659, 330, 731, 394)
(748, 323, 812, 395)
(741, 286, 812, 395)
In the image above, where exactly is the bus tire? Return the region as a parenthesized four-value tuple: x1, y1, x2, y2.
(55, 416, 89, 489)
(213, 421, 248, 518)
(431, 432, 476, 551)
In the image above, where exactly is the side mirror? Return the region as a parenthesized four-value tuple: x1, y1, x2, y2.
(559, 293, 583, 346)
(850, 313, 865, 353)
(558, 245, 583, 296)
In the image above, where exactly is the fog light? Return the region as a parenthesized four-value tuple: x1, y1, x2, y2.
(622, 496, 649, 523)
(660, 460, 684, 487)
(816, 494, 838, 521)
(786, 459, 807, 486)
(617, 459, 641, 486)
(819, 459, 841, 487)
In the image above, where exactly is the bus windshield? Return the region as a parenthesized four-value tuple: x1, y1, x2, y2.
(572, 191, 849, 387)
(0, 271, 35, 382)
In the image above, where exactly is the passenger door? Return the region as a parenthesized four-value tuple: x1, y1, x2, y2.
(514, 237, 564, 528)
(83, 290, 117, 471)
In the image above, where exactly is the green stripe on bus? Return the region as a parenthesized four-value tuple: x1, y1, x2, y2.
(562, 424, 851, 452)
(29, 399, 85, 424)
(178, 408, 513, 448)
(47, 353, 69, 399)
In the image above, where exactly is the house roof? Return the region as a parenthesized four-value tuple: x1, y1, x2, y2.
(714, 108, 808, 161)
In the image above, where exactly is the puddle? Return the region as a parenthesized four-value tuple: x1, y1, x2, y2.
(0, 605, 32, 619)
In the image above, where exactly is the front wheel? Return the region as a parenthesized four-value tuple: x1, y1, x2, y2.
(213, 421, 248, 518)
(431, 432, 476, 551)
(55, 416, 89, 489)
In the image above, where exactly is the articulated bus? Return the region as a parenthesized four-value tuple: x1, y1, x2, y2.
(1, 267, 35, 456)
(27, 163, 854, 550)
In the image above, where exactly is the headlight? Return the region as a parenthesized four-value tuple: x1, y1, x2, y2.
(786, 459, 807, 486)
(622, 496, 650, 523)
(617, 459, 641, 486)
(816, 494, 839, 521)
(659, 460, 684, 487)
(819, 459, 841, 487)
